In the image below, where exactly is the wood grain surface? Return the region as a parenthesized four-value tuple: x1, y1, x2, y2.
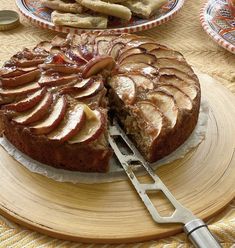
(0, 72, 234, 243)
(0, 0, 235, 246)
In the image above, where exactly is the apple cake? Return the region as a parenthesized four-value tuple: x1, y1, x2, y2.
(0, 32, 200, 172)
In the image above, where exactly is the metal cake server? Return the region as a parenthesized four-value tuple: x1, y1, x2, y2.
(108, 119, 221, 248)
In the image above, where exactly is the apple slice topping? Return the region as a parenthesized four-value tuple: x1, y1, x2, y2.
(35, 41, 52, 52)
(0, 66, 38, 78)
(109, 75, 136, 105)
(45, 53, 76, 65)
(13, 92, 53, 125)
(74, 79, 103, 99)
(82, 56, 116, 78)
(150, 48, 184, 60)
(59, 78, 93, 94)
(30, 96, 67, 135)
(95, 34, 119, 44)
(15, 59, 45, 68)
(1, 69, 40, 88)
(0, 82, 40, 97)
(118, 47, 143, 63)
(129, 37, 156, 47)
(33, 47, 50, 58)
(65, 48, 88, 65)
(137, 101, 165, 138)
(51, 35, 66, 47)
(39, 64, 81, 74)
(160, 75, 198, 100)
(128, 73, 154, 90)
(159, 68, 198, 84)
(96, 40, 110, 56)
(147, 91, 178, 128)
(3, 88, 47, 112)
(118, 62, 158, 76)
(75, 89, 106, 109)
(158, 85, 192, 111)
(78, 44, 94, 61)
(82, 33, 96, 45)
(94, 36, 113, 52)
(50, 47, 63, 55)
(47, 103, 86, 142)
(39, 74, 78, 87)
(111, 34, 138, 45)
(67, 33, 82, 46)
(60, 78, 91, 93)
(69, 109, 103, 144)
(119, 53, 156, 65)
(138, 43, 161, 51)
(108, 42, 125, 60)
(0, 67, 18, 78)
(154, 58, 194, 75)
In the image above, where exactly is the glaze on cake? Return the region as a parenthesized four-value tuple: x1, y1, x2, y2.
(0, 33, 200, 172)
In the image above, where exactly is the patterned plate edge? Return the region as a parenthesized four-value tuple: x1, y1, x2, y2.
(15, 0, 185, 34)
(200, 0, 235, 54)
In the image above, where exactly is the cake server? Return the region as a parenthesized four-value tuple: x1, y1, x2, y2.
(108, 119, 221, 248)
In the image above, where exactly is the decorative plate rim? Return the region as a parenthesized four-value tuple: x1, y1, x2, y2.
(200, 0, 235, 54)
(15, 0, 185, 34)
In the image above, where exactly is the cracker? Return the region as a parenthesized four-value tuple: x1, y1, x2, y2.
(123, 0, 166, 18)
(51, 11, 108, 28)
(42, 0, 84, 13)
(79, 0, 132, 20)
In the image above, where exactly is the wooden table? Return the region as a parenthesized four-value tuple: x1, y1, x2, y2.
(0, 0, 234, 247)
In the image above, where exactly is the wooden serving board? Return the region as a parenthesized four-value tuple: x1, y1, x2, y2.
(0, 71, 235, 244)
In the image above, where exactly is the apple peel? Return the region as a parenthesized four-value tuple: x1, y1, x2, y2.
(30, 96, 67, 135)
(69, 110, 104, 144)
(82, 56, 116, 78)
(47, 103, 86, 142)
(13, 92, 53, 125)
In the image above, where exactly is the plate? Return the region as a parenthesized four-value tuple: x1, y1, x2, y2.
(15, 0, 185, 34)
(200, 0, 235, 54)
(0, 71, 234, 243)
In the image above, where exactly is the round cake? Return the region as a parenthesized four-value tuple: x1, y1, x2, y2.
(0, 33, 201, 172)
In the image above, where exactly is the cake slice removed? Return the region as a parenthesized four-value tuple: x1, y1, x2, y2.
(0, 32, 201, 172)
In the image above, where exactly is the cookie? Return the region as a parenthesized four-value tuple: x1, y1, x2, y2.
(79, 0, 131, 20)
(51, 10, 108, 28)
(123, 0, 166, 18)
(42, 0, 83, 13)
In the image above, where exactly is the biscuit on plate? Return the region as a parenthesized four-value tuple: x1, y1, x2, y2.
(51, 10, 108, 28)
(78, 0, 132, 20)
(42, 0, 84, 13)
(123, 0, 166, 18)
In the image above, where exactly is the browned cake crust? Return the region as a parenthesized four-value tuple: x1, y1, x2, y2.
(3, 114, 111, 172)
(0, 32, 201, 171)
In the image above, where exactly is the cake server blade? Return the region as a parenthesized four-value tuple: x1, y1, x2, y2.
(108, 119, 221, 248)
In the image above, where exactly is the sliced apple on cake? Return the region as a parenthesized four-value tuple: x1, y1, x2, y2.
(0, 33, 200, 172)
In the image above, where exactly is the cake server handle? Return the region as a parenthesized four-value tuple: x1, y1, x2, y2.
(184, 219, 221, 248)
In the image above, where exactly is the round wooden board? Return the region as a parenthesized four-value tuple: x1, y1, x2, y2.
(0, 71, 235, 244)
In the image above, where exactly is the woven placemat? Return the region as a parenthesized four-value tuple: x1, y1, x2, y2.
(0, 0, 234, 247)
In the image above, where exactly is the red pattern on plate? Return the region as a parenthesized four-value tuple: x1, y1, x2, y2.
(200, 0, 235, 54)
